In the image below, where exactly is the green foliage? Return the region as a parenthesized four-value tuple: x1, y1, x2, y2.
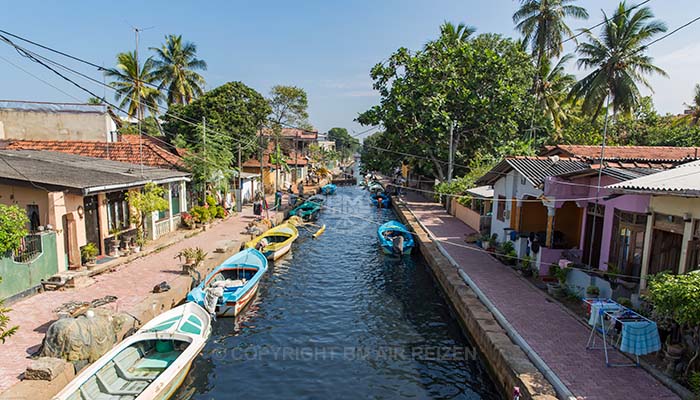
(162, 81, 271, 187)
(513, 0, 589, 61)
(501, 241, 515, 253)
(586, 285, 600, 296)
(570, 2, 667, 118)
(127, 183, 169, 243)
(689, 371, 700, 395)
(150, 34, 207, 105)
(0, 277, 18, 343)
(268, 85, 310, 128)
(189, 205, 212, 223)
(205, 195, 217, 207)
(359, 131, 397, 174)
(358, 28, 541, 181)
(105, 51, 162, 118)
(646, 271, 700, 327)
(0, 204, 29, 255)
(118, 116, 163, 136)
(327, 127, 360, 161)
(214, 206, 226, 219)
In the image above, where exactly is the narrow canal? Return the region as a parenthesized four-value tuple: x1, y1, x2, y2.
(176, 187, 500, 399)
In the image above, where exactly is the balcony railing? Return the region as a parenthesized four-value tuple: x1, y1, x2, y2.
(13, 234, 43, 263)
(154, 219, 171, 239)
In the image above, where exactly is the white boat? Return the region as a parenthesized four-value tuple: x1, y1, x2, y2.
(53, 302, 211, 400)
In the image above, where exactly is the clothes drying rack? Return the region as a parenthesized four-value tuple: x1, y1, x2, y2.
(584, 298, 658, 367)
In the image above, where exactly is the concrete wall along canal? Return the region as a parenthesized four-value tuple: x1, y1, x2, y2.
(391, 196, 558, 400)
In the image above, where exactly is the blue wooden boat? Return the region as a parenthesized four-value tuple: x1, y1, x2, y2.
(187, 248, 268, 317)
(321, 184, 337, 195)
(370, 192, 391, 208)
(377, 220, 414, 255)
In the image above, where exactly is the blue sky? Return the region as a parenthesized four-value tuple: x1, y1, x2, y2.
(2, 0, 700, 138)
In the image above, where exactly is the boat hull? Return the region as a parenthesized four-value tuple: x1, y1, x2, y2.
(217, 282, 259, 317)
(380, 245, 414, 255)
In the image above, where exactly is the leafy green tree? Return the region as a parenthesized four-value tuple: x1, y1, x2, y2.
(570, 2, 667, 118)
(126, 182, 169, 243)
(358, 30, 540, 180)
(150, 34, 207, 105)
(162, 82, 271, 188)
(327, 127, 360, 161)
(268, 85, 310, 128)
(105, 51, 162, 119)
(267, 85, 311, 190)
(513, 0, 588, 62)
(359, 131, 398, 174)
(536, 54, 577, 135)
(0, 204, 29, 255)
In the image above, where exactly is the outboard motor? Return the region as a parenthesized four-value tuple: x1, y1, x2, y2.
(392, 235, 405, 255)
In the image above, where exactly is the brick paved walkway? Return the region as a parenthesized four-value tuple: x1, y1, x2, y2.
(402, 193, 677, 400)
(0, 203, 275, 393)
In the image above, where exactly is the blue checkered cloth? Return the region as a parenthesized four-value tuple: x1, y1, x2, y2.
(619, 321, 661, 356)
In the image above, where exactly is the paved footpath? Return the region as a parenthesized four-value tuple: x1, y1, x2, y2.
(402, 192, 677, 400)
(0, 204, 274, 393)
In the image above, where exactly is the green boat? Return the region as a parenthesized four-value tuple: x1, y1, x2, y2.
(290, 201, 321, 221)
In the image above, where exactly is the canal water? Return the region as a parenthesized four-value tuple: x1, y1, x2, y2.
(176, 187, 499, 399)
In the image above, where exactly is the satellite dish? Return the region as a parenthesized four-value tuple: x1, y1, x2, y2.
(549, 155, 560, 164)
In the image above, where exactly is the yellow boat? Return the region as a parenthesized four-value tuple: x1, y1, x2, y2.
(244, 222, 299, 260)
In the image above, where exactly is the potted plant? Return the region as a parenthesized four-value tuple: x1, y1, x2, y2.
(80, 243, 98, 266)
(108, 228, 121, 256)
(500, 241, 516, 265)
(585, 285, 600, 299)
(133, 236, 145, 253)
(547, 264, 561, 295)
(176, 247, 207, 274)
(487, 234, 498, 253)
(479, 233, 490, 249)
(552, 265, 570, 298)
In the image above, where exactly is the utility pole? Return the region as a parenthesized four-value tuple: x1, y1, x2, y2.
(134, 27, 143, 176)
(237, 143, 242, 212)
(202, 116, 206, 152)
(447, 120, 455, 183)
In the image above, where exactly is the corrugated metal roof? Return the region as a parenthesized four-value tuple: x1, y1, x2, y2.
(465, 185, 493, 198)
(0, 100, 107, 114)
(607, 160, 700, 196)
(0, 150, 189, 194)
(476, 156, 590, 187)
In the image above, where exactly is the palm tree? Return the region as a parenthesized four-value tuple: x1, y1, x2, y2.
(570, 2, 667, 118)
(439, 21, 476, 43)
(536, 54, 576, 134)
(150, 35, 207, 105)
(676, 84, 700, 126)
(105, 51, 162, 119)
(513, 0, 589, 63)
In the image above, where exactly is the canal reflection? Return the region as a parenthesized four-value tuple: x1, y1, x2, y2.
(175, 187, 500, 399)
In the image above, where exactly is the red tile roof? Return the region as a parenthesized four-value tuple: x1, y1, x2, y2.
(0, 136, 184, 169)
(542, 145, 700, 162)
